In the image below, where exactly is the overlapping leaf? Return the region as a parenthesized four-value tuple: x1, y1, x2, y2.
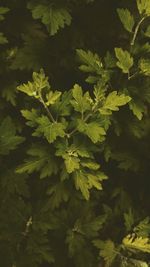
(115, 48, 133, 73)
(117, 8, 135, 33)
(0, 117, 25, 155)
(28, 3, 72, 35)
(16, 144, 58, 178)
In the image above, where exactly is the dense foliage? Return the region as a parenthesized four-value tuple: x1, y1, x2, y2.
(1, 0, 150, 266)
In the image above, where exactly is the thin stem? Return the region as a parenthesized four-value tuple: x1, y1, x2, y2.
(68, 112, 94, 137)
(83, 112, 92, 122)
(131, 16, 146, 46)
(68, 103, 99, 137)
(22, 216, 32, 236)
(128, 71, 139, 80)
(68, 128, 78, 137)
(39, 93, 56, 123)
(81, 110, 84, 120)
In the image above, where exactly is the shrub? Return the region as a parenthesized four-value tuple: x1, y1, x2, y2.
(1, 0, 150, 266)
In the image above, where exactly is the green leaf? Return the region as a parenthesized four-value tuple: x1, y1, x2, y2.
(64, 154, 80, 173)
(35, 116, 66, 143)
(17, 69, 49, 97)
(71, 84, 92, 113)
(55, 139, 95, 163)
(10, 35, 44, 71)
(0, 117, 25, 155)
(0, 32, 8, 44)
(46, 91, 62, 106)
(21, 109, 39, 127)
(76, 49, 109, 84)
(47, 182, 70, 209)
(77, 120, 106, 143)
(123, 234, 150, 253)
(81, 159, 100, 170)
(2, 83, 17, 106)
(111, 151, 139, 171)
(128, 118, 150, 139)
(28, 3, 72, 35)
(124, 209, 135, 232)
(144, 25, 150, 37)
(24, 232, 54, 264)
(134, 217, 150, 237)
(0, 7, 8, 45)
(71, 214, 107, 244)
(115, 48, 133, 73)
(88, 171, 107, 189)
(129, 100, 145, 120)
(17, 81, 36, 96)
(0, 6, 9, 21)
(93, 239, 118, 266)
(54, 90, 72, 116)
(16, 150, 47, 174)
(74, 170, 90, 200)
(137, 0, 150, 16)
(129, 259, 149, 267)
(117, 8, 135, 33)
(81, 215, 107, 238)
(16, 144, 58, 178)
(75, 143, 94, 158)
(32, 69, 50, 91)
(66, 229, 86, 257)
(100, 91, 131, 115)
(104, 51, 116, 69)
(76, 49, 102, 73)
(139, 58, 150, 75)
(74, 170, 107, 200)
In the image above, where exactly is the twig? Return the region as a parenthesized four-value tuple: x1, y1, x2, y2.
(131, 17, 146, 46)
(23, 216, 33, 236)
(39, 93, 56, 123)
(68, 104, 98, 137)
(128, 71, 139, 80)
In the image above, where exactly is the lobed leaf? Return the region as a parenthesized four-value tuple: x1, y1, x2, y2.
(117, 8, 135, 33)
